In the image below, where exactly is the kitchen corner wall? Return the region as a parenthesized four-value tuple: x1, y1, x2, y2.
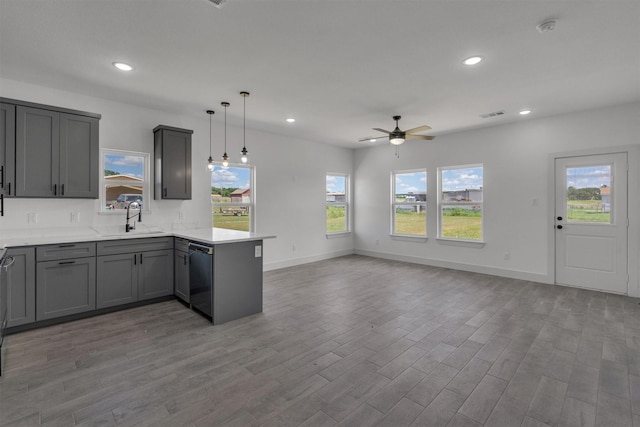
(354, 101, 640, 295)
(0, 77, 355, 270)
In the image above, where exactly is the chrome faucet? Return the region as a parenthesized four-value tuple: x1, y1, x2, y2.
(125, 202, 142, 232)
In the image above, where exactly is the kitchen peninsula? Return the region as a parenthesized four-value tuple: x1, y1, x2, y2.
(0, 227, 275, 336)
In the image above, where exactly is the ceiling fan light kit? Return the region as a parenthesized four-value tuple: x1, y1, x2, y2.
(370, 115, 435, 152)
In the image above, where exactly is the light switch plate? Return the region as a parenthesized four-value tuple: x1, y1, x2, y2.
(255, 245, 262, 258)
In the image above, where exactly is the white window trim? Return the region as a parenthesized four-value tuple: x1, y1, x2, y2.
(437, 163, 484, 243)
(326, 172, 351, 236)
(211, 163, 256, 232)
(391, 168, 427, 238)
(99, 149, 151, 214)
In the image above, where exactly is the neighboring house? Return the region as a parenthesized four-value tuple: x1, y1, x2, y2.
(104, 174, 143, 202)
(326, 192, 346, 203)
(600, 185, 611, 212)
(230, 188, 251, 203)
(442, 189, 483, 202)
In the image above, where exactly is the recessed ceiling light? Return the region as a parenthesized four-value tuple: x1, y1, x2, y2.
(463, 56, 483, 66)
(286, 118, 296, 123)
(113, 62, 133, 71)
(519, 109, 532, 115)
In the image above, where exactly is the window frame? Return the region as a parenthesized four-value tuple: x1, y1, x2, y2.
(437, 163, 484, 242)
(99, 149, 150, 214)
(211, 163, 256, 232)
(326, 173, 350, 235)
(391, 168, 427, 238)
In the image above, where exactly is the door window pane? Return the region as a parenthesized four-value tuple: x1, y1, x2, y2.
(212, 165, 253, 231)
(566, 165, 611, 223)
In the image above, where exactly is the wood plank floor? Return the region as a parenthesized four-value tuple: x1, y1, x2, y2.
(1, 254, 640, 426)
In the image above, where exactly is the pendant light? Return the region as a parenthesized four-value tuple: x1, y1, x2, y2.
(240, 91, 249, 163)
(206, 109, 215, 171)
(221, 101, 230, 167)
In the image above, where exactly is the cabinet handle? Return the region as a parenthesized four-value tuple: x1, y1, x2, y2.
(1, 194, 4, 217)
(183, 254, 187, 265)
(61, 184, 65, 196)
(134, 254, 137, 265)
(58, 261, 75, 265)
(58, 244, 76, 248)
(0, 165, 3, 188)
(7, 182, 10, 196)
(163, 188, 167, 197)
(53, 184, 57, 196)
(139, 253, 143, 264)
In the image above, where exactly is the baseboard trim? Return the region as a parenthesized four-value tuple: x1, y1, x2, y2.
(354, 248, 552, 284)
(264, 249, 354, 271)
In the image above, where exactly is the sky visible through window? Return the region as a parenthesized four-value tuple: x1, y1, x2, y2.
(442, 167, 483, 192)
(211, 165, 251, 189)
(566, 165, 610, 189)
(395, 171, 426, 194)
(104, 154, 144, 178)
(326, 175, 346, 193)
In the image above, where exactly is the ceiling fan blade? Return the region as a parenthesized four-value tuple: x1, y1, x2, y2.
(405, 134, 435, 140)
(359, 136, 387, 142)
(372, 128, 392, 135)
(404, 125, 432, 134)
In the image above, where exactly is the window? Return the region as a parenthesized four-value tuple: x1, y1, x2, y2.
(100, 149, 149, 213)
(392, 169, 427, 236)
(438, 164, 483, 241)
(326, 173, 349, 234)
(211, 164, 254, 232)
(565, 164, 611, 223)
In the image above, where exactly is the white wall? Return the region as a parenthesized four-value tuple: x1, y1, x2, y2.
(0, 78, 354, 269)
(354, 102, 640, 293)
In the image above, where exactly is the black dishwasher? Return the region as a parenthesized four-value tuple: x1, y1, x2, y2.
(188, 242, 214, 320)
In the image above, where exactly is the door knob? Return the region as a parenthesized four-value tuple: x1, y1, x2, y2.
(557, 225, 563, 229)
(557, 216, 563, 221)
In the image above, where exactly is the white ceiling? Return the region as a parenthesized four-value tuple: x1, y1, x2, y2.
(1, 0, 639, 148)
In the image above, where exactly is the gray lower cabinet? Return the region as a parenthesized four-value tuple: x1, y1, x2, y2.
(4, 247, 36, 328)
(96, 238, 174, 308)
(96, 253, 138, 309)
(138, 250, 173, 300)
(36, 257, 96, 321)
(174, 238, 189, 303)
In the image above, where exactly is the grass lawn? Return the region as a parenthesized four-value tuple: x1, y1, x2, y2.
(327, 206, 347, 233)
(441, 216, 482, 240)
(213, 212, 250, 231)
(395, 211, 426, 235)
(566, 200, 610, 223)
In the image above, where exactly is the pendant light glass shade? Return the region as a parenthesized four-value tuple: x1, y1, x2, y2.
(240, 91, 250, 163)
(206, 110, 215, 170)
(221, 101, 230, 167)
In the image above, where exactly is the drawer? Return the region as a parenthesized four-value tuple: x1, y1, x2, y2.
(97, 237, 174, 256)
(36, 242, 96, 262)
(175, 237, 189, 253)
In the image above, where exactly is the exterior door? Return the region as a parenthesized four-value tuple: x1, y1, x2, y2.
(555, 153, 628, 294)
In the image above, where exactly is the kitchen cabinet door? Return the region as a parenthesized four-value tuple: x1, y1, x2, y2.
(36, 257, 96, 320)
(96, 253, 138, 309)
(154, 125, 192, 200)
(59, 113, 99, 198)
(15, 106, 60, 197)
(138, 249, 173, 300)
(5, 247, 36, 328)
(174, 250, 189, 303)
(1, 103, 15, 199)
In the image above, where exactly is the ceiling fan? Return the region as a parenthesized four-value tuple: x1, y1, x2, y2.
(361, 115, 435, 145)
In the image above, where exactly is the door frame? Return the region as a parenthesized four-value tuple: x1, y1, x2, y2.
(547, 145, 639, 297)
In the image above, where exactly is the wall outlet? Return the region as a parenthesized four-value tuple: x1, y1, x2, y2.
(70, 212, 80, 223)
(504, 251, 510, 261)
(375, 239, 379, 246)
(27, 212, 38, 224)
(255, 245, 262, 258)
(292, 244, 296, 252)
(178, 211, 184, 220)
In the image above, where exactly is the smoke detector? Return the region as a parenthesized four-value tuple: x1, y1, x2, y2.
(208, 0, 227, 8)
(537, 19, 557, 33)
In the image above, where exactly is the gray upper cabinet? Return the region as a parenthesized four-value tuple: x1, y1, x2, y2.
(1, 98, 100, 199)
(4, 247, 36, 328)
(1, 103, 16, 199)
(154, 125, 192, 200)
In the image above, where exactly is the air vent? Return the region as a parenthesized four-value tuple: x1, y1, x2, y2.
(479, 110, 505, 119)
(208, 0, 227, 7)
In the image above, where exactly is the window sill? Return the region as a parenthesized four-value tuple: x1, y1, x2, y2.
(326, 231, 352, 239)
(436, 238, 485, 248)
(390, 234, 428, 242)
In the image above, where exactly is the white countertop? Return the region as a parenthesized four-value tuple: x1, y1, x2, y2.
(0, 226, 275, 248)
